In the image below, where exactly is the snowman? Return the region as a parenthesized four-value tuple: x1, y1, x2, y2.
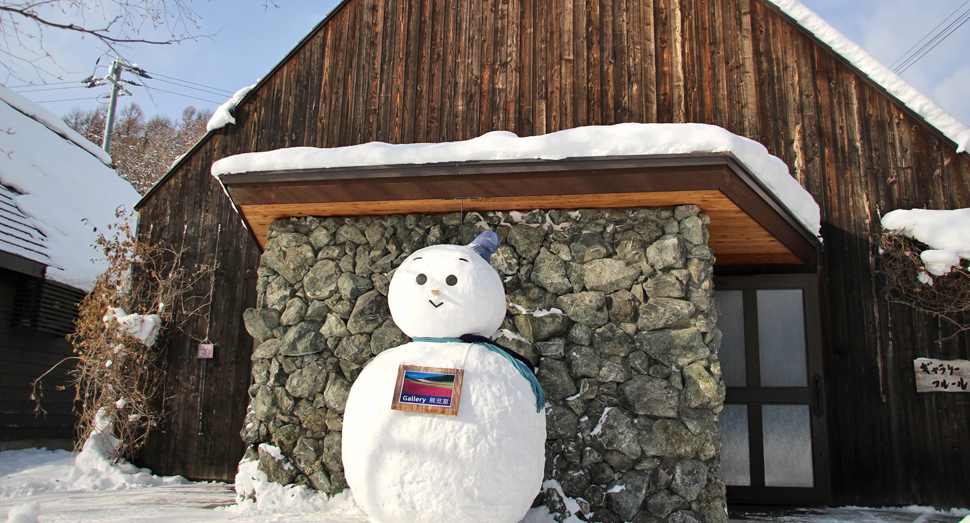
(341, 230, 546, 523)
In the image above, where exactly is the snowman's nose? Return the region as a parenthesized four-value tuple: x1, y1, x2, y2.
(431, 289, 439, 296)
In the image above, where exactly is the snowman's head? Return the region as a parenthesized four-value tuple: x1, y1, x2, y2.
(388, 231, 505, 339)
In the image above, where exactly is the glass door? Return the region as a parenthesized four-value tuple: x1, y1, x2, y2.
(714, 274, 830, 505)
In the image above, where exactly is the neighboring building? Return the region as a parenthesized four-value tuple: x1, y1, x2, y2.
(0, 87, 140, 448)
(135, 0, 970, 513)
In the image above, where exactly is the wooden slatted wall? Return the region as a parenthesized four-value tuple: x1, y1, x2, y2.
(134, 153, 261, 481)
(137, 0, 970, 505)
(0, 268, 78, 443)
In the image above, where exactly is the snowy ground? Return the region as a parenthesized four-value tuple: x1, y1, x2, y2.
(0, 446, 556, 523)
(2, 446, 969, 523)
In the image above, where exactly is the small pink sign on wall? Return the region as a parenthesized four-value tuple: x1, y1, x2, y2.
(198, 343, 214, 359)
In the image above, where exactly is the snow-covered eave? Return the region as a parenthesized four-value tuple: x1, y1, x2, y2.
(213, 134, 821, 266)
(0, 249, 48, 279)
(764, 0, 970, 154)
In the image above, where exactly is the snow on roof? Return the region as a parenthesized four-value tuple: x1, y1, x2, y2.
(206, 83, 257, 132)
(882, 208, 970, 276)
(211, 122, 822, 237)
(0, 87, 112, 165)
(0, 183, 50, 266)
(767, 0, 970, 153)
(0, 86, 141, 291)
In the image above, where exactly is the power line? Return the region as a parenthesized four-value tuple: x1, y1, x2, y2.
(149, 76, 234, 98)
(141, 71, 234, 96)
(892, 2, 970, 74)
(897, 13, 970, 74)
(33, 96, 106, 104)
(4, 80, 85, 88)
(12, 85, 92, 94)
(895, 7, 970, 73)
(141, 86, 221, 105)
(889, 0, 970, 69)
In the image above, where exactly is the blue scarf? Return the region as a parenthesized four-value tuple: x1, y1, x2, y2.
(412, 336, 545, 413)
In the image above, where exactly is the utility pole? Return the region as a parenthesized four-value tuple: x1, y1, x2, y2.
(83, 58, 151, 154)
(101, 58, 123, 153)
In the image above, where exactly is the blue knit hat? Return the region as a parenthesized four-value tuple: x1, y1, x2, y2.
(468, 230, 500, 262)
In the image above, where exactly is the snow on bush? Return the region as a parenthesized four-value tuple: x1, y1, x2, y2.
(882, 208, 970, 276)
(102, 308, 162, 348)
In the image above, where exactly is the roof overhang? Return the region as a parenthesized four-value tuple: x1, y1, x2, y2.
(218, 152, 819, 266)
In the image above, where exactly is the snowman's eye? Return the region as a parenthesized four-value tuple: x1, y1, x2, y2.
(416, 273, 428, 285)
(446, 275, 458, 286)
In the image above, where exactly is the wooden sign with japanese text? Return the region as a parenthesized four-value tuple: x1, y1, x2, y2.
(391, 365, 464, 415)
(914, 358, 970, 392)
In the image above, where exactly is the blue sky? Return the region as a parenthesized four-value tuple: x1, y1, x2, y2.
(6, 0, 969, 131)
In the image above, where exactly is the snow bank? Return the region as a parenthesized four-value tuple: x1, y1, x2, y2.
(229, 457, 361, 517)
(0, 413, 186, 504)
(207, 84, 257, 132)
(766, 0, 970, 153)
(4, 501, 39, 523)
(211, 123, 821, 237)
(0, 87, 140, 291)
(67, 408, 188, 492)
(882, 208, 970, 276)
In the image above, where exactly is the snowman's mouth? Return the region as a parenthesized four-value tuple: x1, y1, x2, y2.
(429, 300, 443, 308)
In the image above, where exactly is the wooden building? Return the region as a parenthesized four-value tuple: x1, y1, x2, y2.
(0, 184, 84, 447)
(135, 0, 970, 509)
(0, 90, 137, 449)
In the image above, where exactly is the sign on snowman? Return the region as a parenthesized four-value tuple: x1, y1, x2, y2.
(342, 231, 546, 523)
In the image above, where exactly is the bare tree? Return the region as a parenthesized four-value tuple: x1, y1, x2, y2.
(0, 0, 204, 83)
(64, 102, 211, 194)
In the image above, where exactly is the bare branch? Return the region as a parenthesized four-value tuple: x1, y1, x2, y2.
(0, 1, 207, 83)
(879, 232, 970, 341)
(32, 208, 217, 461)
(1, 6, 190, 45)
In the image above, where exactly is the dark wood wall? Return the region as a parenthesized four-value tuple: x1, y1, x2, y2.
(139, 0, 970, 506)
(0, 268, 78, 443)
(134, 153, 261, 481)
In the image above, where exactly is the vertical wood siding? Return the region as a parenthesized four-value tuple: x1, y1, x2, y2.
(135, 151, 260, 481)
(137, 0, 970, 506)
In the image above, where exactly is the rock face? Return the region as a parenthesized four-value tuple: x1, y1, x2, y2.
(240, 207, 726, 523)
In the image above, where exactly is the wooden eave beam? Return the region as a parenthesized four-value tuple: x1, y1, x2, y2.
(218, 153, 819, 266)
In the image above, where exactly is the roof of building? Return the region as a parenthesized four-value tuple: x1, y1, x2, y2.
(0, 87, 141, 291)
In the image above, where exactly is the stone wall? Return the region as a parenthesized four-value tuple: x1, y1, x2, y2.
(241, 206, 727, 523)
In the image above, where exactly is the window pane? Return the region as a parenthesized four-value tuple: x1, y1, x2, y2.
(714, 290, 746, 387)
(763, 405, 814, 487)
(757, 289, 807, 387)
(718, 404, 751, 486)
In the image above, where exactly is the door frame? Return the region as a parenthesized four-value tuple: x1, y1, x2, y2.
(714, 273, 831, 506)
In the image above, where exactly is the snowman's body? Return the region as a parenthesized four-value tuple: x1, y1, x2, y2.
(342, 237, 546, 523)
